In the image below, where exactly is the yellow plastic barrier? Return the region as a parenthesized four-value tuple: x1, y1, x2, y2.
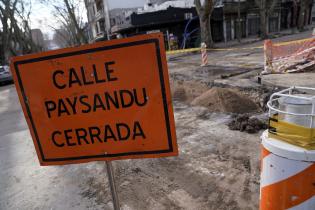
(269, 115, 315, 150)
(166, 37, 313, 56)
(166, 48, 200, 55)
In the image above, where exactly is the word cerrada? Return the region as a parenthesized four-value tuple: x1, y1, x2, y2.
(51, 121, 146, 147)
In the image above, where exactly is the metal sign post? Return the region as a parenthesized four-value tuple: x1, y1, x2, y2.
(106, 161, 120, 210)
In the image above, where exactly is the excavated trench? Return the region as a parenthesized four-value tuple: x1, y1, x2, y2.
(169, 64, 274, 134)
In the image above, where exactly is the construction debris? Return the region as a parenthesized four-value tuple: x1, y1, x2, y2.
(228, 114, 268, 133)
(263, 38, 315, 74)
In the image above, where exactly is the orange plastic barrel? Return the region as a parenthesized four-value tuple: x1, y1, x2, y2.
(260, 131, 315, 210)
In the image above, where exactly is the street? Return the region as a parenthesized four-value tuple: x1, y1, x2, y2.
(1, 29, 314, 210)
(0, 83, 260, 210)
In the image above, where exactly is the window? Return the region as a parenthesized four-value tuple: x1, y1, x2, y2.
(99, 19, 105, 32)
(110, 18, 116, 26)
(184, 13, 193, 20)
(96, 19, 105, 35)
(95, 24, 100, 35)
(95, 0, 103, 12)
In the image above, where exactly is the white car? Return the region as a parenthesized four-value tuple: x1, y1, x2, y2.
(0, 65, 13, 84)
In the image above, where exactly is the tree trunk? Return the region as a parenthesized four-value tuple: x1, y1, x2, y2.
(195, 0, 214, 48)
(199, 13, 213, 48)
(260, 9, 268, 39)
(0, 3, 12, 64)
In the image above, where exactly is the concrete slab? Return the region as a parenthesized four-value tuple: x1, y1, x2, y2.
(261, 73, 315, 88)
(214, 78, 261, 90)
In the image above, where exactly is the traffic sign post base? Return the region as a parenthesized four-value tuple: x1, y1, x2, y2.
(106, 161, 120, 210)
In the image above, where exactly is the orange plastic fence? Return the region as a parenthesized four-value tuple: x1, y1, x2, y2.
(263, 38, 315, 74)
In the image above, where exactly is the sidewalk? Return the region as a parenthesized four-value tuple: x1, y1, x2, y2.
(260, 73, 315, 89)
(215, 37, 260, 49)
(215, 26, 314, 49)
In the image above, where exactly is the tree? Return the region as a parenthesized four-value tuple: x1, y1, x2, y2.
(41, 0, 88, 47)
(63, 0, 87, 44)
(52, 27, 72, 48)
(255, 0, 278, 39)
(0, 0, 40, 64)
(194, 0, 215, 48)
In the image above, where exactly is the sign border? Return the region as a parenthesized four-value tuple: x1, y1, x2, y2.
(13, 38, 174, 163)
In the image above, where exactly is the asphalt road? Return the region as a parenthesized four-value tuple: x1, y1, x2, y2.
(0, 84, 109, 210)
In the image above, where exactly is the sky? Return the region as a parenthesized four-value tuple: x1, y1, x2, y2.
(29, 0, 147, 37)
(29, 0, 56, 37)
(108, 0, 146, 8)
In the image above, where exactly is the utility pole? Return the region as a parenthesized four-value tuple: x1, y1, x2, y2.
(237, 0, 241, 42)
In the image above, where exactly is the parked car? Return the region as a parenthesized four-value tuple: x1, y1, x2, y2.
(0, 65, 13, 84)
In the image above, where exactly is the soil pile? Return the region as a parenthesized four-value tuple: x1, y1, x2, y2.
(171, 80, 209, 103)
(191, 87, 259, 113)
(228, 114, 268, 133)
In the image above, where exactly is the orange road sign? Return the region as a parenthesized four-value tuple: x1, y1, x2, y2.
(10, 33, 178, 166)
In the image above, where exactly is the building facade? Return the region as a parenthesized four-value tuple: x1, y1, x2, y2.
(86, 0, 314, 49)
(31, 29, 45, 49)
(85, 0, 111, 42)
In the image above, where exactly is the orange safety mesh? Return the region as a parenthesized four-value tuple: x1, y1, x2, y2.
(263, 38, 315, 74)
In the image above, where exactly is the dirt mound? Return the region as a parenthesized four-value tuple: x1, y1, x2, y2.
(191, 87, 259, 113)
(170, 80, 209, 103)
